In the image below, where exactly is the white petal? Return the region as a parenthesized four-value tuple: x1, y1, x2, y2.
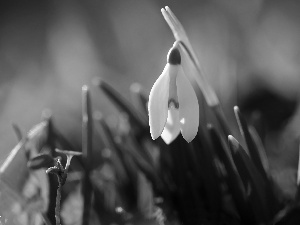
(177, 69, 199, 142)
(148, 64, 170, 140)
(161, 106, 181, 144)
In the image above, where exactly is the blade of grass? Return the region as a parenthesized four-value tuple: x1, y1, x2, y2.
(93, 112, 132, 184)
(228, 135, 270, 223)
(234, 106, 268, 180)
(296, 143, 300, 201)
(178, 41, 219, 108)
(120, 141, 164, 192)
(93, 112, 116, 150)
(81, 85, 93, 225)
(114, 142, 139, 210)
(207, 125, 254, 223)
(93, 113, 139, 209)
(136, 172, 154, 218)
(93, 78, 148, 131)
(113, 111, 154, 167)
(211, 104, 231, 137)
(248, 126, 270, 173)
(235, 107, 283, 214)
(26, 120, 49, 155)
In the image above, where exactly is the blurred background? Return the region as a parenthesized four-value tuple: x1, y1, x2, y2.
(0, 0, 300, 197)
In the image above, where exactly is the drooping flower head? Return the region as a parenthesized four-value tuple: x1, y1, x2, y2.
(161, 6, 219, 107)
(148, 43, 199, 144)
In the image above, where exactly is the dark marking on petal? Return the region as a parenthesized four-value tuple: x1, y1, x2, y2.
(168, 99, 179, 109)
(167, 47, 181, 65)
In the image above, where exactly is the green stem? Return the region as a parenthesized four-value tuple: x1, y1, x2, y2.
(55, 179, 62, 225)
(82, 86, 93, 225)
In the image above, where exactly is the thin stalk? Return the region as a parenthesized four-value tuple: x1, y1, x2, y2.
(94, 78, 148, 130)
(82, 85, 93, 225)
(211, 104, 231, 137)
(55, 179, 62, 225)
(296, 143, 300, 201)
(234, 106, 268, 180)
(47, 149, 82, 225)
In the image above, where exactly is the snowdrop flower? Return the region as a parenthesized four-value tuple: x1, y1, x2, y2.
(161, 6, 219, 107)
(148, 44, 199, 144)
